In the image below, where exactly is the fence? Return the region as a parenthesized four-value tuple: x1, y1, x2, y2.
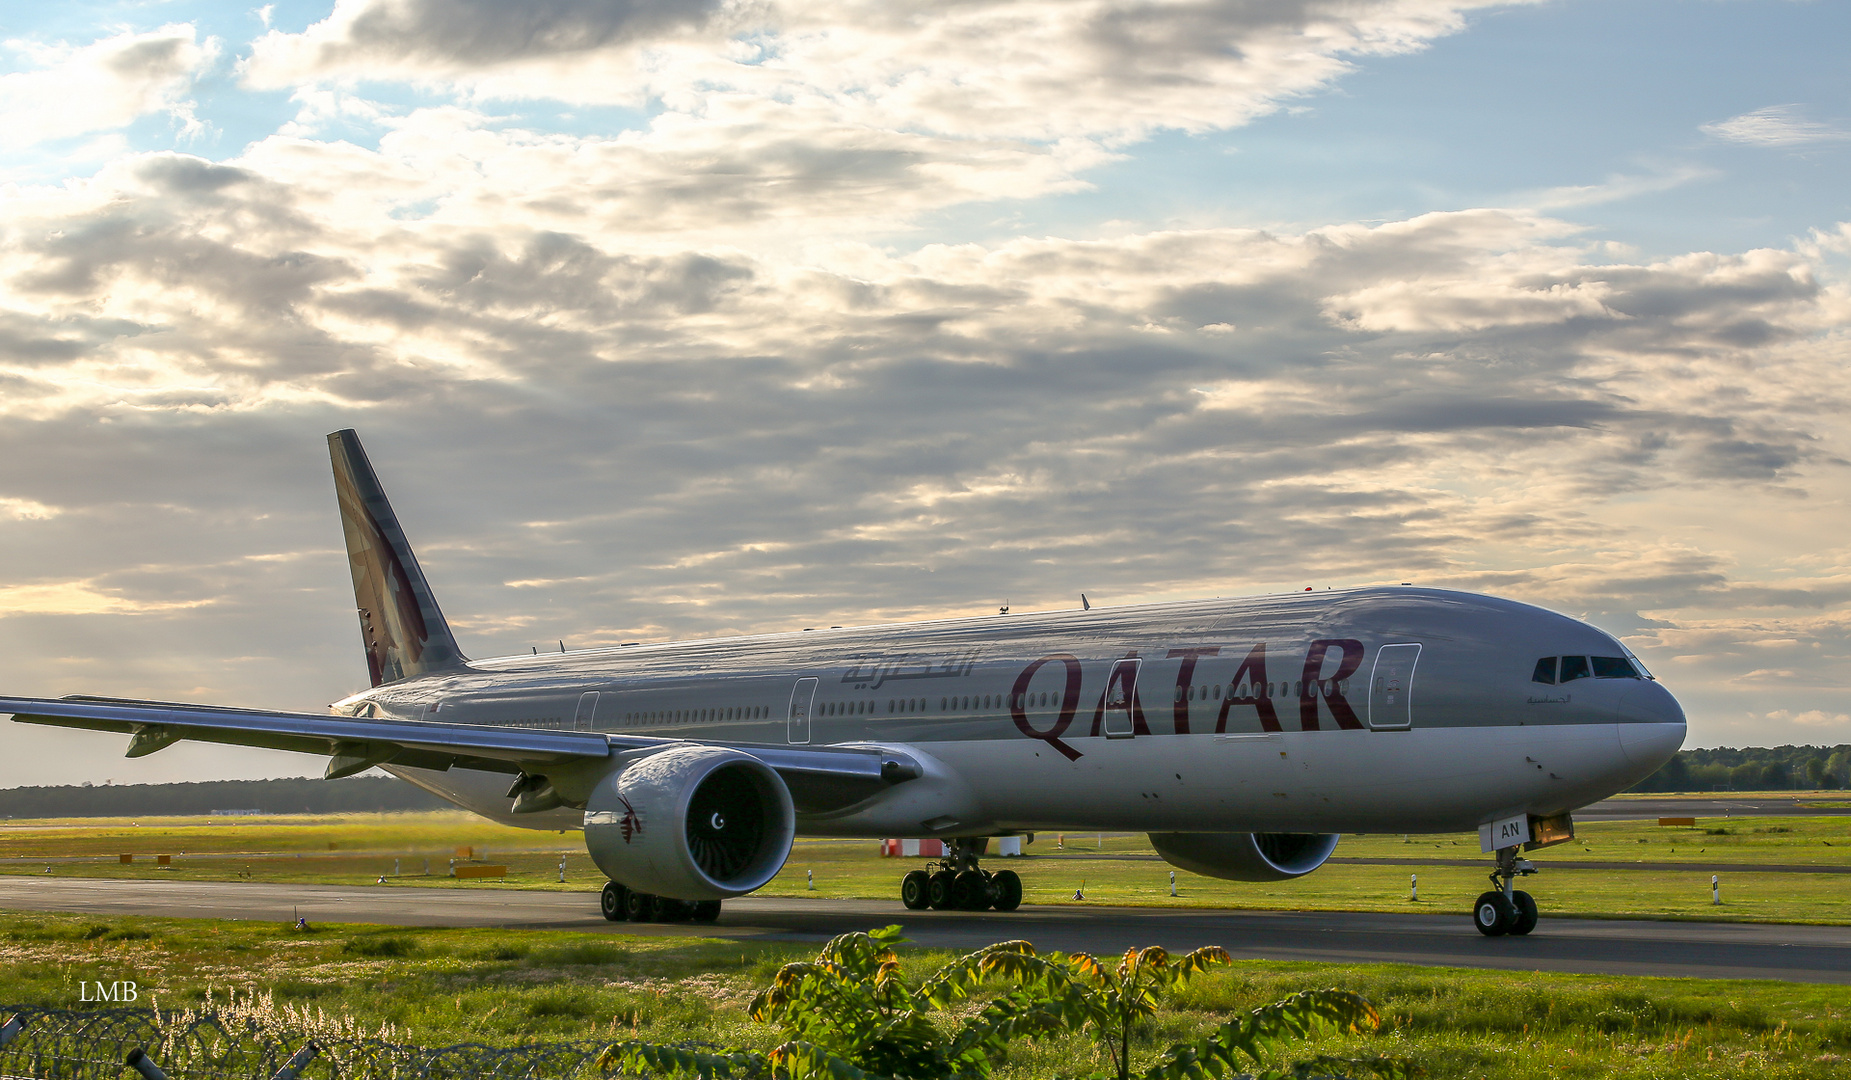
(0, 1006, 655, 1080)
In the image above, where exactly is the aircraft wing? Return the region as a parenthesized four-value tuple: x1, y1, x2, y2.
(2, 696, 907, 811)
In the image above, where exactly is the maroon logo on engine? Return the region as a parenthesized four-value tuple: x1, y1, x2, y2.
(617, 795, 642, 843)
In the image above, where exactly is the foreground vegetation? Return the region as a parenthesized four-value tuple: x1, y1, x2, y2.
(2, 911, 1848, 1078)
(12, 810, 1848, 924)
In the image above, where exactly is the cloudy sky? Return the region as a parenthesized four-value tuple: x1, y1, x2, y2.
(2, 0, 1848, 787)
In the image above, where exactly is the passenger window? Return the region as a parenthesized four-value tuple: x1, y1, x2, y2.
(1559, 656, 1590, 682)
(1592, 656, 1640, 679)
(1532, 657, 1556, 685)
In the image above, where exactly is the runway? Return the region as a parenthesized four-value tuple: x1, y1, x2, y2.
(1577, 795, 1851, 819)
(3, 877, 1846, 985)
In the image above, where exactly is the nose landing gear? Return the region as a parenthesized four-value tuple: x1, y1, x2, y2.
(898, 838, 1023, 912)
(1473, 846, 1538, 937)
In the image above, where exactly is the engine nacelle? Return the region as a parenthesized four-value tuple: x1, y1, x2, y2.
(1148, 832, 1340, 881)
(584, 746, 795, 900)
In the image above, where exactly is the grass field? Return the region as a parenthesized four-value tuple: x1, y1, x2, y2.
(6, 810, 1849, 924)
(1, 911, 1847, 1079)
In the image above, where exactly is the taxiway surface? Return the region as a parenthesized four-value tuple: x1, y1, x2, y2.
(2, 877, 1846, 984)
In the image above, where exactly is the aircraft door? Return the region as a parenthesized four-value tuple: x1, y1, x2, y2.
(1367, 644, 1420, 730)
(787, 677, 818, 744)
(1102, 658, 1141, 738)
(574, 691, 600, 730)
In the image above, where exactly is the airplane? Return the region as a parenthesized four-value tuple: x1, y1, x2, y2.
(4, 430, 1686, 937)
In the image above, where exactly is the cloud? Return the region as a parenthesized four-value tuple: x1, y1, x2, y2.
(0, 579, 212, 617)
(3, 150, 1847, 672)
(1763, 708, 1851, 729)
(246, 0, 722, 79)
(1702, 105, 1851, 148)
(3, 0, 1850, 776)
(243, 0, 1517, 144)
(0, 26, 217, 150)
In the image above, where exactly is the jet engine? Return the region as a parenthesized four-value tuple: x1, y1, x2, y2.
(1148, 832, 1339, 881)
(583, 746, 795, 900)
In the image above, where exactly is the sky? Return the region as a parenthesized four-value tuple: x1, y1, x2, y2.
(1, 0, 1848, 788)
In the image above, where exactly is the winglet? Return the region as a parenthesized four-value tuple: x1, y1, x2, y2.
(328, 430, 465, 685)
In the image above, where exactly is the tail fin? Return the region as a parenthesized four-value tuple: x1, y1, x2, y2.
(328, 429, 465, 685)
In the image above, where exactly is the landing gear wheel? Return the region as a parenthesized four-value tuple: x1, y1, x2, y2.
(691, 899, 722, 923)
(990, 869, 1023, 912)
(1473, 891, 1514, 937)
(926, 871, 955, 910)
(600, 881, 628, 922)
(1509, 891, 1538, 936)
(900, 870, 930, 910)
(623, 889, 651, 922)
(951, 870, 988, 910)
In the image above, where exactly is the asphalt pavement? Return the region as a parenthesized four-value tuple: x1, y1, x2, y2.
(2, 876, 1846, 984)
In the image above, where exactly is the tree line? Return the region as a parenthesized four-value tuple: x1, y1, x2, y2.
(0, 775, 448, 818)
(1629, 744, 1851, 792)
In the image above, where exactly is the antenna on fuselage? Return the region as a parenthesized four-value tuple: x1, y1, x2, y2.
(1081, 593, 1091, 611)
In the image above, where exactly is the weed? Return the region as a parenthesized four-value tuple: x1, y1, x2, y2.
(342, 935, 418, 958)
(529, 941, 622, 966)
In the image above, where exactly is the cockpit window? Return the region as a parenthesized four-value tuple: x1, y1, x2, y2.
(1531, 657, 1557, 685)
(1558, 655, 1591, 682)
(1591, 656, 1642, 679)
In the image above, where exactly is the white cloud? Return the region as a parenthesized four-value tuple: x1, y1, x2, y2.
(0, 579, 212, 617)
(0, 498, 58, 521)
(0, 26, 218, 150)
(3, 0, 1850, 779)
(243, 0, 1521, 144)
(1702, 105, 1851, 148)
(1763, 709, 1851, 729)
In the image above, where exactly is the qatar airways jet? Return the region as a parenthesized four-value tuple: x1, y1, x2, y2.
(5, 431, 1685, 937)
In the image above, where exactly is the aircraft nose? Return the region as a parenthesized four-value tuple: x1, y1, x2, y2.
(1615, 680, 1686, 769)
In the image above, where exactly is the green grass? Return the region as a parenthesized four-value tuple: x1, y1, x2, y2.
(7, 812, 1851, 923)
(1, 912, 1846, 1079)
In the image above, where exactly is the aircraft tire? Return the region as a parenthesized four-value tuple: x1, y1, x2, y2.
(600, 881, 627, 922)
(927, 871, 955, 910)
(691, 899, 722, 922)
(1473, 891, 1513, 937)
(900, 870, 931, 910)
(623, 889, 652, 922)
(951, 870, 987, 910)
(1509, 891, 1538, 936)
(990, 869, 1023, 912)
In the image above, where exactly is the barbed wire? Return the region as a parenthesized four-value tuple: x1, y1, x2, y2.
(0, 1006, 642, 1080)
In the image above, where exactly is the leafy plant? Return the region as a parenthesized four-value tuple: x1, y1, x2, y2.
(1141, 990, 1414, 1080)
(600, 927, 1411, 1080)
(604, 925, 1061, 1080)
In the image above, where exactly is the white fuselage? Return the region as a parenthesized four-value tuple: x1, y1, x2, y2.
(363, 586, 1686, 838)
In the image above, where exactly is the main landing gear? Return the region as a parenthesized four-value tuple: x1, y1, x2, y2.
(600, 880, 721, 924)
(1473, 845, 1539, 937)
(898, 838, 1023, 912)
